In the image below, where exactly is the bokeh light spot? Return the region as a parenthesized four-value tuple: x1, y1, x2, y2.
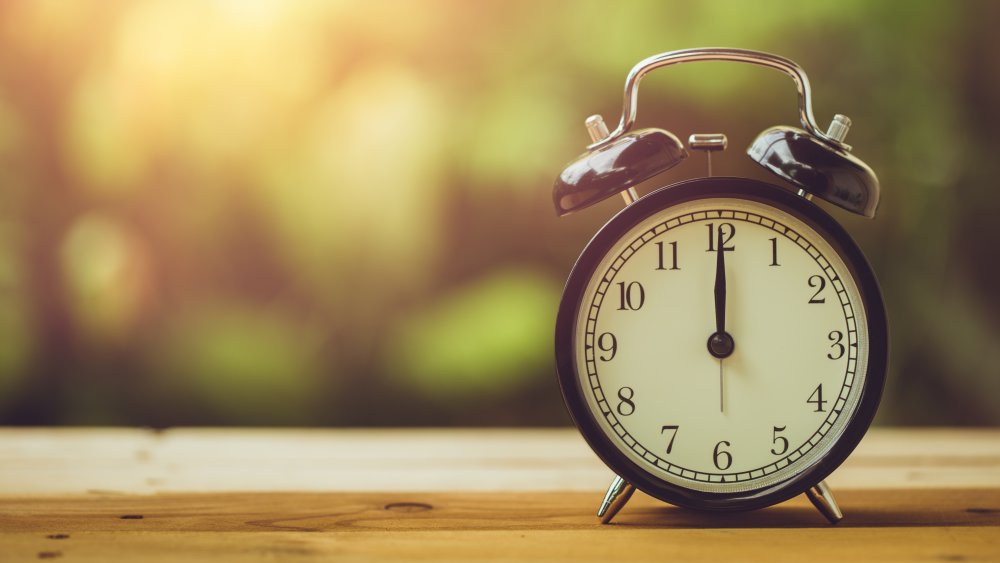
(384, 268, 560, 399)
(149, 305, 328, 424)
(60, 213, 154, 343)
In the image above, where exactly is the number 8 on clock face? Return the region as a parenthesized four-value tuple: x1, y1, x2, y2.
(555, 178, 887, 509)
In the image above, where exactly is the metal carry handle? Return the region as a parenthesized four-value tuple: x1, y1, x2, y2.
(591, 47, 844, 149)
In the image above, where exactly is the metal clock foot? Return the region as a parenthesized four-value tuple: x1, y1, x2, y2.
(597, 475, 636, 524)
(805, 480, 843, 524)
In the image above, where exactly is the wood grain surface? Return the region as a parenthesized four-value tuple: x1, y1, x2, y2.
(0, 428, 998, 562)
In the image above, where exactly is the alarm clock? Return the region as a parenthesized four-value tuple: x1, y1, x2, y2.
(552, 48, 887, 524)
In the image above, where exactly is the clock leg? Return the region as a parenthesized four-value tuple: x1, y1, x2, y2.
(597, 475, 636, 524)
(805, 480, 843, 524)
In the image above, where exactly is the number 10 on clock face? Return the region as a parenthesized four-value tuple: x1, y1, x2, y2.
(571, 195, 870, 494)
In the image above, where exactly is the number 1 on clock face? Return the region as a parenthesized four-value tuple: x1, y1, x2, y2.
(577, 199, 868, 493)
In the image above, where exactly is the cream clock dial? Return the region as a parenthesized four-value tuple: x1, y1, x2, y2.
(574, 197, 868, 493)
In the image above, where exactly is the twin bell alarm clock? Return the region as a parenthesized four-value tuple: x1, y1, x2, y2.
(552, 48, 887, 524)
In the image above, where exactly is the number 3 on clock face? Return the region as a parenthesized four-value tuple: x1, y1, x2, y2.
(555, 178, 887, 510)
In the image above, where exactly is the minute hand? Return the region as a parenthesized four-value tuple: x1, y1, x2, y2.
(714, 235, 726, 335)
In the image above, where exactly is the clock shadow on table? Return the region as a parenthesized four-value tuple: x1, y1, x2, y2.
(612, 491, 1000, 529)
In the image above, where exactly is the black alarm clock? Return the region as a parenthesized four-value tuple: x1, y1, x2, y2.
(552, 48, 887, 524)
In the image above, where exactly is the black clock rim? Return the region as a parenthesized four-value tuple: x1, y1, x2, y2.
(554, 177, 889, 512)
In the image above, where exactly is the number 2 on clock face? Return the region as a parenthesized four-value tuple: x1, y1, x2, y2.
(576, 198, 869, 493)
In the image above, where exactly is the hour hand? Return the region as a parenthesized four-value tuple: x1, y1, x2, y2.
(714, 235, 726, 335)
(708, 226, 734, 359)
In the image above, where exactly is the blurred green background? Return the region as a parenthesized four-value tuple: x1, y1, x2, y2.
(0, 0, 997, 426)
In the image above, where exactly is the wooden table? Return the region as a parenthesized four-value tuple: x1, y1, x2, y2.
(0, 428, 998, 562)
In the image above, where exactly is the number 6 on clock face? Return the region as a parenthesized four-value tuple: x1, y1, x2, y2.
(555, 178, 887, 510)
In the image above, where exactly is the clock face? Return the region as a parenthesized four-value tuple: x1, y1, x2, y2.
(557, 179, 886, 506)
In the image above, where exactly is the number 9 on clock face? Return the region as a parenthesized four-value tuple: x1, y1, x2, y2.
(555, 178, 887, 509)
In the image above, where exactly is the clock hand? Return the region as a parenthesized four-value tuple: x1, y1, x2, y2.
(716, 241, 725, 413)
(719, 359, 724, 413)
(714, 232, 726, 335)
